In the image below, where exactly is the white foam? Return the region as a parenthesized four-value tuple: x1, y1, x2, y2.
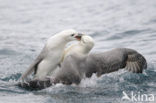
(47, 70, 127, 89)
(79, 74, 99, 88)
(54, 83, 65, 87)
(78, 70, 127, 88)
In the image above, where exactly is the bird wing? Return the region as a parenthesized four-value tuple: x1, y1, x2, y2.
(86, 48, 147, 77)
(20, 46, 47, 81)
(86, 49, 126, 77)
(124, 48, 147, 73)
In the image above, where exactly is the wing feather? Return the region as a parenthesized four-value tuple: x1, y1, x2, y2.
(86, 48, 147, 77)
(20, 46, 47, 81)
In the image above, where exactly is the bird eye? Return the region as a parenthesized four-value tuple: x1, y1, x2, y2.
(71, 34, 75, 36)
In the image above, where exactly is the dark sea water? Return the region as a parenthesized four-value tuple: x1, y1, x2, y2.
(0, 0, 156, 103)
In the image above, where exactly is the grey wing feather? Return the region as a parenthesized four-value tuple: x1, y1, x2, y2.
(86, 48, 147, 77)
(86, 48, 127, 77)
(124, 48, 147, 73)
(20, 46, 47, 81)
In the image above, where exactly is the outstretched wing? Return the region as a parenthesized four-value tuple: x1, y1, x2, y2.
(20, 46, 47, 81)
(86, 48, 147, 77)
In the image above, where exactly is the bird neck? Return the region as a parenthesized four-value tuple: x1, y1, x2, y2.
(47, 35, 67, 49)
(79, 43, 91, 54)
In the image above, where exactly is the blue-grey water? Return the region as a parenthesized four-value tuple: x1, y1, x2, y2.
(0, 0, 156, 103)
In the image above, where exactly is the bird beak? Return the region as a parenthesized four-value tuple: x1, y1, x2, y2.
(75, 33, 84, 41)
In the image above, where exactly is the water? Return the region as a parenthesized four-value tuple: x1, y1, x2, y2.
(0, 0, 156, 103)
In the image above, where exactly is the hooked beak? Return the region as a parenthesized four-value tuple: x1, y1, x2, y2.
(75, 33, 84, 41)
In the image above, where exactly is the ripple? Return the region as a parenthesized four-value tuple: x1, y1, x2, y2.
(0, 73, 21, 82)
(0, 48, 18, 56)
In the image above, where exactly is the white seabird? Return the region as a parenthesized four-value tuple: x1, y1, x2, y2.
(20, 29, 83, 81)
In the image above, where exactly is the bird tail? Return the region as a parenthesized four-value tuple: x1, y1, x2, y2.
(124, 48, 147, 73)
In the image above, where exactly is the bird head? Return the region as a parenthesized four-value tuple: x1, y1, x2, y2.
(59, 29, 84, 42)
(61, 35, 95, 62)
(80, 35, 95, 52)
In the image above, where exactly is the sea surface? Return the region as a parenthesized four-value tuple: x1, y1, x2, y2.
(0, 0, 156, 103)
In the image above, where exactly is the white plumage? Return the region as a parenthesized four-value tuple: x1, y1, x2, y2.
(50, 35, 95, 78)
(20, 29, 83, 81)
(63, 35, 95, 60)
